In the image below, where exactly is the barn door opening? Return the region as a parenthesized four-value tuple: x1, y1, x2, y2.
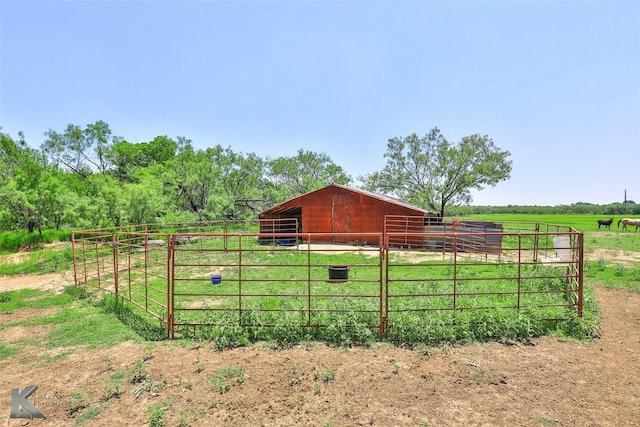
(332, 196, 350, 242)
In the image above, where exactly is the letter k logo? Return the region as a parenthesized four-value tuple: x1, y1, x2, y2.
(10, 385, 47, 419)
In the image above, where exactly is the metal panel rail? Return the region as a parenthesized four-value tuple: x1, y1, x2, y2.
(72, 222, 583, 339)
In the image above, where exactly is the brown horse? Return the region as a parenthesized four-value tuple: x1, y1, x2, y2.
(597, 217, 614, 229)
(617, 218, 640, 231)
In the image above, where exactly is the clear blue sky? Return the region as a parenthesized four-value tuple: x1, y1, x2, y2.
(1, 1, 638, 206)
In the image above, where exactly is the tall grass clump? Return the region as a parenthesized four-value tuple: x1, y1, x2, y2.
(0, 229, 72, 253)
(102, 294, 166, 341)
(197, 311, 253, 350)
(384, 308, 595, 348)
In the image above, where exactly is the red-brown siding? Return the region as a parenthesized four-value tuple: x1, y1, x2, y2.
(259, 184, 435, 244)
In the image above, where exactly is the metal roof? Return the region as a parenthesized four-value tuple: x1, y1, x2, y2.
(260, 183, 435, 216)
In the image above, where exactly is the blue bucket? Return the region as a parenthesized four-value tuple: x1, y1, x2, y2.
(211, 275, 222, 285)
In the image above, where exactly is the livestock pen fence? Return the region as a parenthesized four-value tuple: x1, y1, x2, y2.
(72, 220, 583, 339)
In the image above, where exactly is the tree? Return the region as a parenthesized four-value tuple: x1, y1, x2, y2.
(107, 136, 178, 182)
(42, 120, 120, 177)
(360, 128, 512, 218)
(266, 150, 352, 202)
(164, 144, 269, 221)
(0, 130, 63, 233)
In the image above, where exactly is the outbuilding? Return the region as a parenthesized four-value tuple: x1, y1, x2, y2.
(258, 183, 437, 244)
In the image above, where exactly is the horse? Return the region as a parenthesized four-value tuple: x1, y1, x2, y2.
(617, 218, 640, 232)
(597, 217, 614, 229)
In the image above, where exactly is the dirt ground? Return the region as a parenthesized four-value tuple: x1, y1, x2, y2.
(1, 263, 639, 426)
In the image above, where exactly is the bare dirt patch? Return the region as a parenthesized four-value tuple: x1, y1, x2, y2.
(0, 274, 639, 425)
(0, 273, 71, 293)
(588, 248, 640, 263)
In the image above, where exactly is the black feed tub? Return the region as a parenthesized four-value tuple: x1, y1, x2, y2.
(327, 265, 349, 282)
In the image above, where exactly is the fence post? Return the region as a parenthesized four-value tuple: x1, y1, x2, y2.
(238, 234, 243, 325)
(577, 232, 584, 317)
(113, 233, 119, 295)
(517, 234, 522, 310)
(306, 233, 312, 327)
(71, 232, 79, 287)
(381, 234, 387, 337)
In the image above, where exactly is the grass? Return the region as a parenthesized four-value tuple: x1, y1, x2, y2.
(0, 341, 21, 359)
(0, 245, 74, 275)
(1, 214, 638, 352)
(147, 402, 169, 427)
(0, 229, 72, 254)
(76, 405, 103, 426)
(0, 286, 147, 361)
(163, 243, 594, 347)
(205, 365, 245, 393)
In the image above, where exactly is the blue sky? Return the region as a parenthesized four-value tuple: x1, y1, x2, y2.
(1, 1, 638, 206)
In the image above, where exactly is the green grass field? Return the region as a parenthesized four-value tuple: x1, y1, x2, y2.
(1, 213, 638, 354)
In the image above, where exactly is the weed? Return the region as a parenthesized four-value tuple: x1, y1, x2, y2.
(129, 358, 149, 384)
(200, 314, 251, 350)
(63, 285, 90, 300)
(147, 403, 168, 427)
(178, 410, 187, 427)
(314, 367, 336, 382)
(75, 405, 102, 426)
(66, 391, 88, 417)
(529, 415, 560, 425)
(100, 383, 122, 401)
(391, 361, 400, 375)
(322, 369, 336, 383)
(208, 376, 230, 393)
(473, 370, 485, 380)
(110, 370, 127, 381)
(101, 354, 116, 369)
(205, 365, 245, 393)
(614, 263, 626, 277)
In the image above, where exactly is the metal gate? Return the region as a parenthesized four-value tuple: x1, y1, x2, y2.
(73, 225, 583, 339)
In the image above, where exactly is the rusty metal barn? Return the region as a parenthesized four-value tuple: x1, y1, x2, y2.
(258, 183, 437, 244)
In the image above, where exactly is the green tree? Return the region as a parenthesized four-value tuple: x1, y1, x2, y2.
(266, 149, 351, 202)
(42, 120, 120, 177)
(361, 128, 512, 217)
(164, 144, 269, 220)
(0, 130, 64, 233)
(164, 144, 216, 220)
(124, 179, 168, 225)
(215, 149, 269, 218)
(108, 135, 178, 182)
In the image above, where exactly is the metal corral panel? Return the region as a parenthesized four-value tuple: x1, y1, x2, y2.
(386, 215, 503, 254)
(425, 221, 504, 254)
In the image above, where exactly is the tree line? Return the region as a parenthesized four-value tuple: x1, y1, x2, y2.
(1, 121, 354, 234)
(448, 203, 640, 216)
(10, 120, 633, 236)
